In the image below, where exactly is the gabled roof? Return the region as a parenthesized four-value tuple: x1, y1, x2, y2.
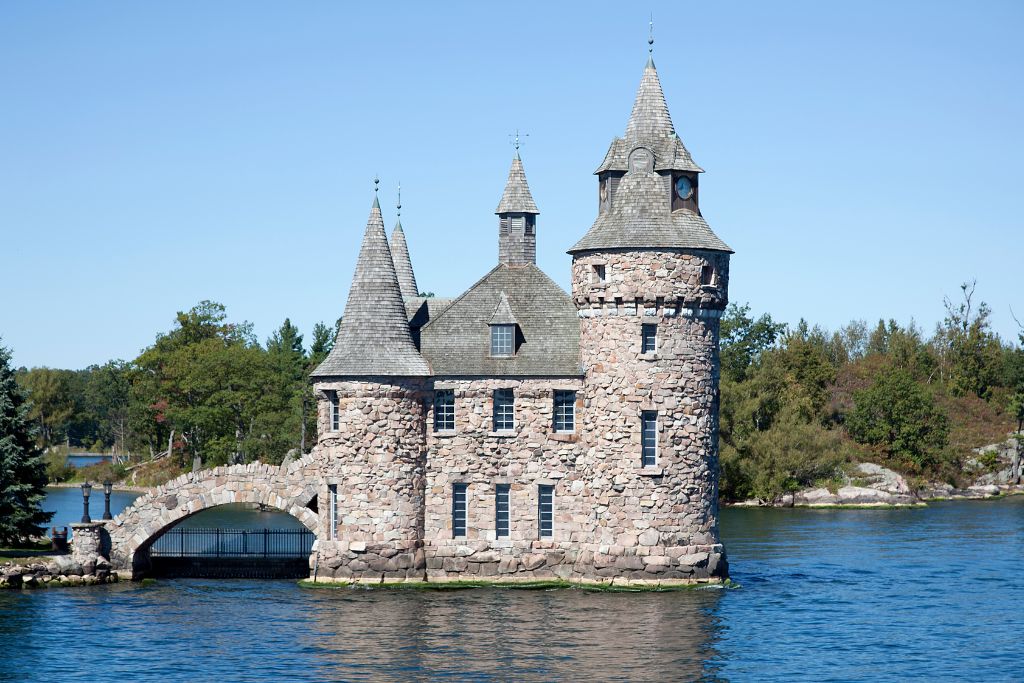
(568, 171, 733, 254)
(419, 264, 580, 377)
(595, 59, 702, 174)
(312, 198, 430, 378)
(495, 155, 539, 214)
(488, 292, 518, 326)
(390, 220, 419, 299)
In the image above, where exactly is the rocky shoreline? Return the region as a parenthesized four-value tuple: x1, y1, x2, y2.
(1, 555, 119, 589)
(730, 435, 1023, 509)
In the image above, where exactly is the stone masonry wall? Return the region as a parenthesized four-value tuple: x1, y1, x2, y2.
(422, 378, 587, 582)
(312, 379, 429, 582)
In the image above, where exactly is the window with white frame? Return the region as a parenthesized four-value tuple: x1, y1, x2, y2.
(329, 391, 340, 431)
(495, 484, 510, 539)
(433, 389, 455, 432)
(493, 389, 515, 432)
(538, 485, 554, 539)
(491, 324, 515, 356)
(641, 411, 658, 467)
(641, 323, 657, 354)
(553, 390, 576, 433)
(328, 483, 338, 540)
(452, 483, 468, 538)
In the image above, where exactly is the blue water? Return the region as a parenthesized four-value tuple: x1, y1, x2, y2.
(3, 493, 1021, 681)
(65, 454, 112, 468)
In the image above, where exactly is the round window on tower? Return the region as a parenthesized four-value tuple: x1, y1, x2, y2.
(674, 175, 694, 200)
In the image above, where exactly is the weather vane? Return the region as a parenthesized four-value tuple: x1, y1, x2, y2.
(649, 14, 654, 55)
(509, 129, 529, 152)
(396, 182, 401, 218)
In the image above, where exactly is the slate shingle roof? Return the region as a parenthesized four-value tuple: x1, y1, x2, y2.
(312, 198, 430, 378)
(495, 155, 539, 214)
(419, 264, 580, 377)
(595, 59, 703, 174)
(569, 171, 733, 254)
(390, 220, 419, 299)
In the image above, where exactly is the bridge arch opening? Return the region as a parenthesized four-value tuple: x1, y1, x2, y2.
(133, 502, 318, 579)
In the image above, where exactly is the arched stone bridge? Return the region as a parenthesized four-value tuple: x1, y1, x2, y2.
(104, 454, 322, 575)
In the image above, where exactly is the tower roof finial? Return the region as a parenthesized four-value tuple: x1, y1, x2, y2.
(648, 14, 655, 65)
(509, 129, 529, 159)
(372, 175, 380, 208)
(396, 181, 401, 219)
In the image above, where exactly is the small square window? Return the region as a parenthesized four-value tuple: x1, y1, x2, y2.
(701, 264, 717, 286)
(593, 264, 606, 283)
(641, 323, 657, 354)
(493, 389, 515, 432)
(433, 390, 454, 432)
(491, 324, 515, 356)
(553, 390, 576, 433)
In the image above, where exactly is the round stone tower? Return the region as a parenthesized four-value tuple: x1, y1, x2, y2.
(568, 55, 732, 581)
(310, 193, 431, 583)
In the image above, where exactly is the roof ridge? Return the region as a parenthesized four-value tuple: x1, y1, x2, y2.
(418, 264, 505, 334)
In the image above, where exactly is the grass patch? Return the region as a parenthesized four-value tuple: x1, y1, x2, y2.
(140, 578, 158, 587)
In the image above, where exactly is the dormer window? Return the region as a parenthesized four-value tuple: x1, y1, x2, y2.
(491, 324, 515, 356)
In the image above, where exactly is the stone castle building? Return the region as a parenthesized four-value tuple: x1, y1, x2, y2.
(308, 51, 733, 586)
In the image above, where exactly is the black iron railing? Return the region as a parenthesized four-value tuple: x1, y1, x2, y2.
(150, 528, 314, 558)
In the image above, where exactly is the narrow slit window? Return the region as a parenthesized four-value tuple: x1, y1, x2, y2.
(495, 484, 510, 539)
(641, 323, 657, 354)
(329, 391, 340, 431)
(641, 411, 658, 467)
(491, 324, 515, 356)
(328, 483, 338, 541)
(452, 483, 468, 538)
(538, 485, 554, 539)
(493, 389, 515, 432)
(553, 390, 576, 433)
(433, 389, 455, 432)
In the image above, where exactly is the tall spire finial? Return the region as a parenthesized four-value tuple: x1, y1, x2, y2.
(396, 182, 401, 218)
(509, 129, 529, 158)
(648, 15, 655, 61)
(372, 175, 380, 208)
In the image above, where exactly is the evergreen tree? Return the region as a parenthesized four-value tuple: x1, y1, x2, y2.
(0, 341, 53, 545)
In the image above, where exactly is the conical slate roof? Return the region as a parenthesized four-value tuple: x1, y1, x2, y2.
(390, 220, 419, 299)
(312, 198, 430, 377)
(495, 155, 539, 214)
(595, 59, 702, 174)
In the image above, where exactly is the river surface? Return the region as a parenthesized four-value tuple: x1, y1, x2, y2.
(2, 492, 1021, 681)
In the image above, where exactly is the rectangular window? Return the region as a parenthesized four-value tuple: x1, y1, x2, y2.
(328, 483, 338, 541)
(538, 485, 554, 539)
(495, 484, 510, 539)
(433, 389, 455, 432)
(553, 390, 576, 433)
(641, 323, 657, 353)
(491, 324, 514, 356)
(511, 216, 525, 232)
(500, 217, 510, 234)
(525, 217, 535, 236)
(493, 389, 515, 432)
(701, 264, 716, 286)
(593, 264, 606, 283)
(452, 483, 468, 538)
(329, 391, 340, 431)
(641, 411, 658, 467)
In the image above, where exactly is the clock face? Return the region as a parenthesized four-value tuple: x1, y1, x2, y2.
(675, 176, 694, 200)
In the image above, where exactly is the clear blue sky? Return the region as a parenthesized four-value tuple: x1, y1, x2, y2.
(2, 1, 1022, 370)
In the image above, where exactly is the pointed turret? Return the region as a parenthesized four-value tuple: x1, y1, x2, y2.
(624, 58, 676, 142)
(496, 154, 539, 266)
(390, 220, 418, 299)
(312, 196, 430, 377)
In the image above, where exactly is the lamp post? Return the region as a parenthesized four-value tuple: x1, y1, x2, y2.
(102, 479, 113, 520)
(80, 482, 92, 523)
